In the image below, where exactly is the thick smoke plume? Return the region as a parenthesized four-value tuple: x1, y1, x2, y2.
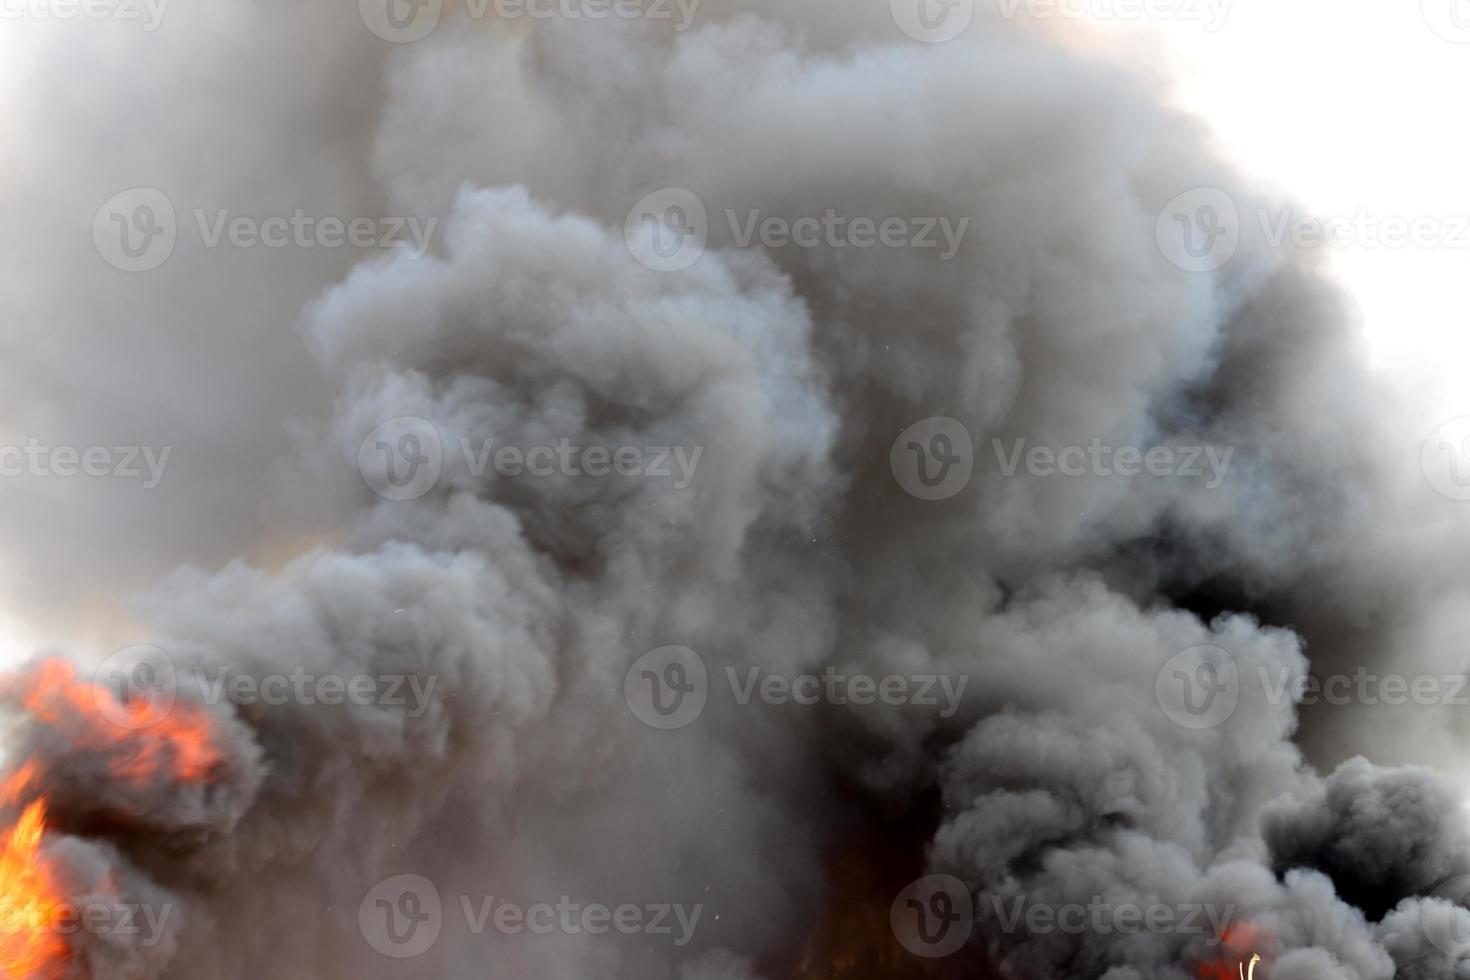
(3, 2, 1470, 979)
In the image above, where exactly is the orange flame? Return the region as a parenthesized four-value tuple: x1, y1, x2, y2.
(1195, 923, 1274, 980)
(0, 657, 224, 978)
(0, 790, 67, 979)
(8, 658, 219, 784)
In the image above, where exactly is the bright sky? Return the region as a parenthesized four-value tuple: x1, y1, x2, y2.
(0, 609, 38, 671)
(1141, 0, 1470, 411)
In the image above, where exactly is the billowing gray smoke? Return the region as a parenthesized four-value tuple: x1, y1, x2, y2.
(3, 2, 1470, 979)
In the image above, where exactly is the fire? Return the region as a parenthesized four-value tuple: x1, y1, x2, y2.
(0, 779, 67, 979)
(1195, 923, 1274, 980)
(0, 657, 224, 978)
(6, 658, 219, 785)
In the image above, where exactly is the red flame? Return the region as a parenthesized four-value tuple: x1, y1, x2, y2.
(1194, 923, 1275, 980)
(0, 657, 223, 978)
